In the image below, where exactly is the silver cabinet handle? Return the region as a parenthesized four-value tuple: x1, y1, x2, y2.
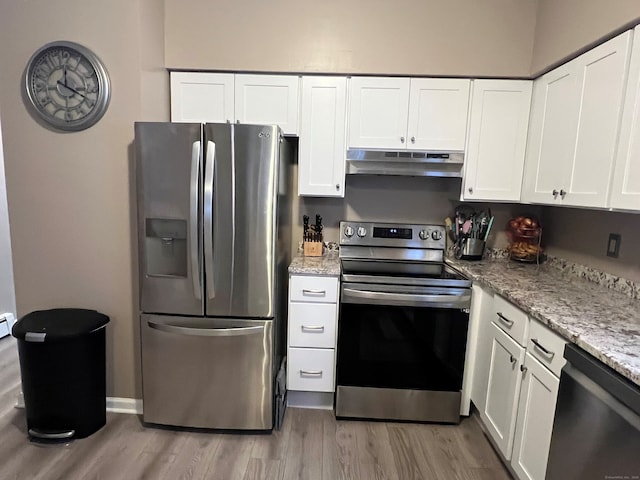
(148, 320, 264, 337)
(300, 370, 323, 376)
(190, 141, 202, 301)
(301, 325, 325, 332)
(510, 355, 516, 364)
(552, 189, 559, 197)
(559, 189, 567, 198)
(400, 136, 405, 143)
(468, 187, 473, 194)
(496, 312, 514, 327)
(204, 141, 216, 300)
(302, 289, 326, 295)
(336, 184, 340, 191)
(531, 338, 555, 358)
(520, 364, 528, 373)
(411, 136, 415, 143)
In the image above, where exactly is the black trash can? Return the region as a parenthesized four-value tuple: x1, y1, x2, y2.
(12, 308, 110, 440)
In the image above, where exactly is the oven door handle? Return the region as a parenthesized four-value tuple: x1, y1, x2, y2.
(341, 287, 471, 308)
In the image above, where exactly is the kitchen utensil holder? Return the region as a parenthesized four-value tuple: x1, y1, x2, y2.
(303, 241, 323, 257)
(455, 238, 485, 260)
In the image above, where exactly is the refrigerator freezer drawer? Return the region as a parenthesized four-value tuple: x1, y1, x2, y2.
(141, 314, 273, 430)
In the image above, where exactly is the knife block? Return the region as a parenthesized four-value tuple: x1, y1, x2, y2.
(303, 241, 323, 257)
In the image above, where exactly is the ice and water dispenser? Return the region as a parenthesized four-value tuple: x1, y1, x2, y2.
(145, 218, 187, 277)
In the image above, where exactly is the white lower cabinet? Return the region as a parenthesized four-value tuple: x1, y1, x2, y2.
(484, 322, 525, 459)
(287, 275, 339, 401)
(287, 347, 335, 392)
(511, 353, 560, 480)
(471, 287, 567, 480)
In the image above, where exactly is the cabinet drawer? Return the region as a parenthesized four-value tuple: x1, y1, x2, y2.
(527, 320, 567, 377)
(287, 347, 335, 392)
(289, 275, 339, 303)
(289, 302, 337, 348)
(493, 295, 529, 346)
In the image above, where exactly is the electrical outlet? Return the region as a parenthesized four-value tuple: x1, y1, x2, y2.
(607, 233, 621, 258)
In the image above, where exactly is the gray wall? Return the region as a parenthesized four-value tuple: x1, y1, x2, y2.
(0, 0, 169, 398)
(165, 0, 538, 78)
(531, 0, 640, 75)
(541, 207, 640, 282)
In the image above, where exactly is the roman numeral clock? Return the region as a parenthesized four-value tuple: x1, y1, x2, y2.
(24, 41, 110, 131)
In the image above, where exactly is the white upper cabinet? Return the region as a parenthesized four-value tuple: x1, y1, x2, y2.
(464, 80, 532, 202)
(611, 25, 640, 210)
(170, 72, 234, 123)
(234, 74, 300, 135)
(170, 72, 299, 134)
(522, 31, 632, 207)
(407, 79, 471, 150)
(298, 76, 348, 197)
(348, 77, 410, 149)
(348, 77, 470, 150)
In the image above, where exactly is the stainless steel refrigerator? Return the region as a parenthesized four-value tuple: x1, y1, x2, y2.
(135, 122, 293, 430)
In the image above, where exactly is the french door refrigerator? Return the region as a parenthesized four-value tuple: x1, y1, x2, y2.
(135, 122, 292, 430)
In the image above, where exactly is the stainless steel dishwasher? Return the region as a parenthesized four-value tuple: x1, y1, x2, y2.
(546, 343, 640, 479)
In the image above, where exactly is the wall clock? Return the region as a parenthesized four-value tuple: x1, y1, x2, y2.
(24, 41, 110, 132)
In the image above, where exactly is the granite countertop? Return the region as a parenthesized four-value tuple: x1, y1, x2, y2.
(288, 253, 341, 276)
(447, 257, 640, 387)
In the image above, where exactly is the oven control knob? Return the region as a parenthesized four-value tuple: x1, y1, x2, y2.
(431, 230, 443, 241)
(344, 225, 355, 237)
(419, 229, 429, 240)
(357, 226, 367, 237)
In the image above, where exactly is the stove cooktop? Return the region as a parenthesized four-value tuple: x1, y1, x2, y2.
(339, 221, 470, 288)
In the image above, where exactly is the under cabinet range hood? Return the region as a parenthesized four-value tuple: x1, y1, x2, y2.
(346, 149, 464, 177)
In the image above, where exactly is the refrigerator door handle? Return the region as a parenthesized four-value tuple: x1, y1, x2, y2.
(147, 320, 264, 337)
(204, 140, 216, 300)
(190, 141, 202, 301)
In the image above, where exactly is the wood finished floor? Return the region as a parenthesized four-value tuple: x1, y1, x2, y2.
(0, 336, 511, 480)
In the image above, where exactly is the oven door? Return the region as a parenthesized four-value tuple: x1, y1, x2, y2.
(336, 282, 470, 423)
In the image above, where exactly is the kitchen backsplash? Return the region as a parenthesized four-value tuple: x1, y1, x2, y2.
(291, 170, 536, 256)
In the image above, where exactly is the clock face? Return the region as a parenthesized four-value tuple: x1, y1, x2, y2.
(25, 41, 110, 131)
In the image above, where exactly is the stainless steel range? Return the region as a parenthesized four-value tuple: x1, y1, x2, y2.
(336, 221, 472, 424)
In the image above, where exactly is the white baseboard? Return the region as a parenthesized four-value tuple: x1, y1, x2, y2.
(14, 389, 142, 415)
(15, 394, 143, 415)
(106, 397, 143, 415)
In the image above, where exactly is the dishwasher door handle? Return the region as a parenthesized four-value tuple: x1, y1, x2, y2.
(147, 320, 264, 337)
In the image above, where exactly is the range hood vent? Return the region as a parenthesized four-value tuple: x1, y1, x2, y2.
(346, 149, 464, 177)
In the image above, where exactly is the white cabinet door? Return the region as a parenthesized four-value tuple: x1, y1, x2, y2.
(564, 31, 631, 208)
(523, 31, 631, 207)
(234, 74, 300, 135)
(170, 72, 234, 123)
(484, 322, 525, 460)
(464, 80, 532, 202)
(348, 77, 410, 149)
(511, 353, 560, 480)
(611, 25, 640, 211)
(298, 77, 347, 197)
(467, 285, 494, 416)
(522, 63, 579, 205)
(407, 78, 470, 151)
